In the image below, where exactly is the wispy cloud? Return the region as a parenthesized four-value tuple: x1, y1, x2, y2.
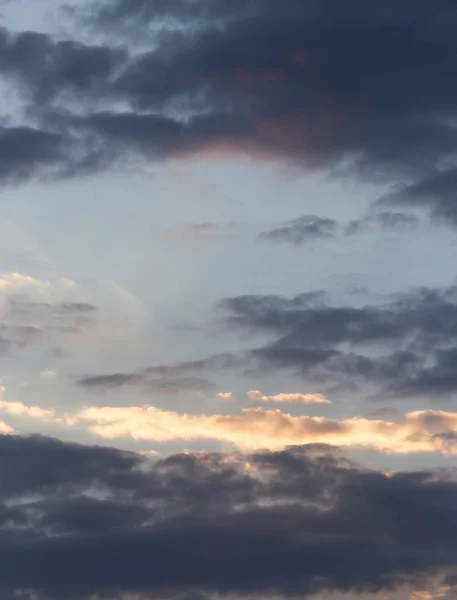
(258, 215, 338, 245)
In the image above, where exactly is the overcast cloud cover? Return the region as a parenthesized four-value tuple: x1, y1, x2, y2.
(1, 0, 457, 598)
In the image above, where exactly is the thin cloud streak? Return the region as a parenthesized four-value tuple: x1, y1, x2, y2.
(247, 390, 331, 404)
(72, 404, 457, 455)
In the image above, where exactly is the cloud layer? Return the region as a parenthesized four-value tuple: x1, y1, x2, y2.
(0, 0, 456, 230)
(62, 403, 457, 455)
(0, 435, 454, 599)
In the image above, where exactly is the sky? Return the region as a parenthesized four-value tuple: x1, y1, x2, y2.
(1, 0, 457, 599)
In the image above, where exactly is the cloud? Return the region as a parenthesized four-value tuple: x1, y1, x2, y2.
(258, 211, 418, 245)
(0, 0, 454, 194)
(217, 392, 233, 401)
(40, 369, 57, 379)
(409, 588, 457, 600)
(71, 403, 457, 455)
(0, 422, 14, 435)
(378, 168, 457, 227)
(376, 347, 457, 400)
(79, 373, 215, 395)
(81, 284, 457, 404)
(142, 353, 242, 376)
(78, 353, 241, 394)
(81, 283, 457, 401)
(0, 386, 57, 423)
(247, 390, 330, 404)
(346, 211, 420, 235)
(0, 272, 76, 294)
(0, 27, 127, 103)
(217, 285, 457, 398)
(0, 399, 55, 420)
(163, 222, 240, 243)
(0, 435, 456, 598)
(74, 0, 456, 188)
(0, 126, 65, 183)
(139, 449, 160, 457)
(258, 215, 338, 245)
(0, 277, 98, 354)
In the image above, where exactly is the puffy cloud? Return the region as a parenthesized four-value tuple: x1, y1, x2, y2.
(0, 436, 455, 598)
(217, 392, 233, 401)
(0, 385, 57, 422)
(0, 422, 14, 435)
(247, 390, 330, 404)
(0, 0, 456, 202)
(55, 0, 457, 220)
(0, 400, 55, 420)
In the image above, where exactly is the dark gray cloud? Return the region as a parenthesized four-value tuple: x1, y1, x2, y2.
(0, 434, 457, 598)
(83, 0, 457, 182)
(377, 346, 457, 400)
(79, 285, 457, 399)
(0, 127, 64, 183)
(79, 373, 216, 395)
(78, 352, 240, 393)
(218, 285, 457, 397)
(92, 0, 253, 26)
(0, 27, 127, 102)
(258, 215, 338, 245)
(378, 168, 457, 227)
(144, 352, 242, 376)
(259, 211, 418, 245)
(222, 286, 457, 344)
(0, 0, 456, 193)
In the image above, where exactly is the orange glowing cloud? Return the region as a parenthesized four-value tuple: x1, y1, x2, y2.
(72, 405, 457, 455)
(247, 390, 330, 404)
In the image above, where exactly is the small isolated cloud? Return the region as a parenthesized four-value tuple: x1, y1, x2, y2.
(258, 215, 338, 245)
(0, 272, 76, 294)
(217, 392, 233, 401)
(0, 385, 56, 422)
(247, 390, 330, 404)
(139, 450, 161, 458)
(0, 399, 55, 421)
(163, 221, 239, 243)
(40, 369, 57, 379)
(0, 421, 14, 434)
